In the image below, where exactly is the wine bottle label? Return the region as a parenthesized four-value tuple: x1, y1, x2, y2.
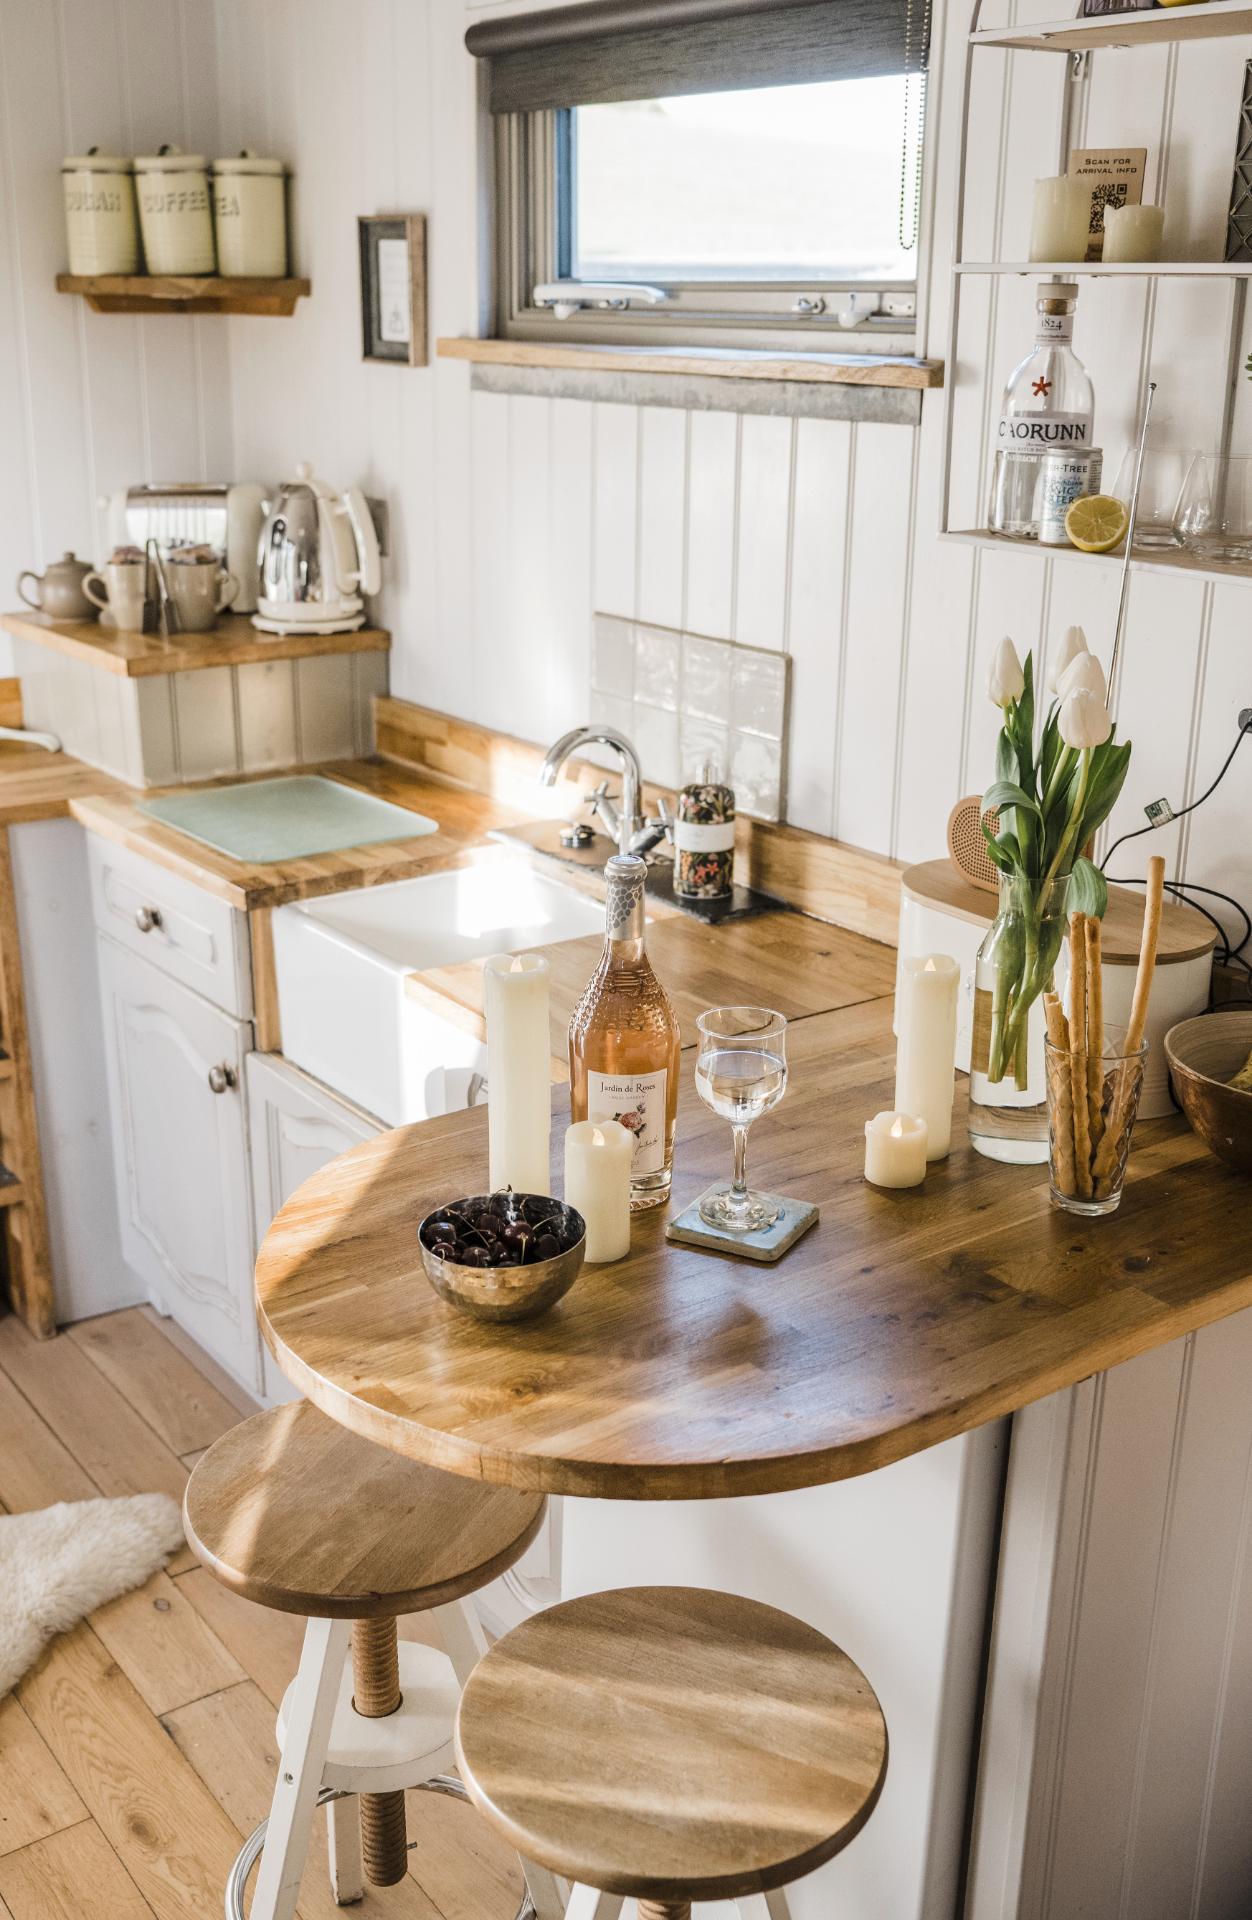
(673, 820, 736, 853)
(995, 411, 1091, 450)
(587, 1069, 667, 1178)
(1035, 312, 1074, 344)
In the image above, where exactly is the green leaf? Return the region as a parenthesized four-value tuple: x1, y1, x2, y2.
(996, 729, 1017, 788)
(981, 820, 1015, 873)
(982, 780, 1042, 819)
(1069, 855, 1109, 919)
(1076, 740, 1133, 844)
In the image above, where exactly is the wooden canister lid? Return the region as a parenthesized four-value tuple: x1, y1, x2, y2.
(901, 859, 1216, 965)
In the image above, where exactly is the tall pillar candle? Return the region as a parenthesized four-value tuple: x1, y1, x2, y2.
(894, 953, 960, 1160)
(564, 1120, 632, 1262)
(1029, 176, 1090, 262)
(484, 952, 552, 1196)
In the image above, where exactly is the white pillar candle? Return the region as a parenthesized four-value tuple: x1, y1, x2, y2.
(894, 952, 961, 1161)
(1029, 176, 1091, 262)
(864, 1111, 928, 1189)
(1101, 202, 1164, 264)
(564, 1120, 632, 1263)
(484, 952, 552, 1196)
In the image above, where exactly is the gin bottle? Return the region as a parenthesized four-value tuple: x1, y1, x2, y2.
(988, 281, 1094, 538)
(568, 853, 681, 1210)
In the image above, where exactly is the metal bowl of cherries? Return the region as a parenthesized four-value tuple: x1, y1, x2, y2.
(417, 1191, 586, 1323)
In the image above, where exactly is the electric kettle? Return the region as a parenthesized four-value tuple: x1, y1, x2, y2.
(253, 463, 382, 635)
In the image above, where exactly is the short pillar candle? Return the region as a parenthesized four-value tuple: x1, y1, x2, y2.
(864, 1111, 928, 1188)
(484, 952, 552, 1196)
(1101, 203, 1164, 264)
(894, 952, 960, 1161)
(1029, 176, 1091, 262)
(564, 1120, 632, 1263)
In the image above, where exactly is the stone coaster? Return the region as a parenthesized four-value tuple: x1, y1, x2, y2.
(665, 1188, 820, 1264)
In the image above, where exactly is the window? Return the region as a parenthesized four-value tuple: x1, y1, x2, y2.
(469, 0, 928, 354)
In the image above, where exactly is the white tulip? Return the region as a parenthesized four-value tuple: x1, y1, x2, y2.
(1049, 624, 1089, 693)
(1055, 649, 1107, 705)
(987, 637, 1025, 708)
(1058, 686, 1112, 749)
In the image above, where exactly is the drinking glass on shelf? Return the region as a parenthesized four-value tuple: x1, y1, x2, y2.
(1110, 446, 1198, 550)
(694, 1006, 788, 1232)
(1175, 456, 1252, 564)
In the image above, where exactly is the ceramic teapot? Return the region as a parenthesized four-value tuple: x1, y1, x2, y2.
(17, 551, 96, 621)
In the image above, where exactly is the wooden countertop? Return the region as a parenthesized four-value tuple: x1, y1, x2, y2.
(408, 909, 897, 1070)
(1, 610, 391, 678)
(256, 997, 1252, 1500)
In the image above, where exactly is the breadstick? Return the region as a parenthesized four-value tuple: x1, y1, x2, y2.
(1068, 913, 1093, 1197)
(1044, 991, 1077, 1197)
(1091, 856, 1165, 1190)
(1085, 914, 1105, 1157)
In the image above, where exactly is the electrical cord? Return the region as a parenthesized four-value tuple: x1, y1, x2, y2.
(1102, 721, 1249, 872)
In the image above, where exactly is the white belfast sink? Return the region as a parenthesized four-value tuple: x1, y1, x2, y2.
(272, 859, 603, 1126)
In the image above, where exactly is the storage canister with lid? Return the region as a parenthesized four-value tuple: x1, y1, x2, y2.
(134, 147, 215, 274)
(62, 150, 139, 274)
(674, 762, 736, 900)
(212, 152, 287, 277)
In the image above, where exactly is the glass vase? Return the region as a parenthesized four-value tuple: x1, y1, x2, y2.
(968, 873, 1072, 1164)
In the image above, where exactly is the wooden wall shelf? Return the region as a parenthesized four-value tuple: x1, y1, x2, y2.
(56, 273, 311, 317)
(944, 529, 1252, 588)
(970, 0, 1252, 51)
(2, 610, 390, 678)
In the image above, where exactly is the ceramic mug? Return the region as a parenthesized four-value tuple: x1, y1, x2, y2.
(83, 561, 148, 633)
(165, 560, 239, 633)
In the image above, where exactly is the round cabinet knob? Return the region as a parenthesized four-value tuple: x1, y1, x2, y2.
(134, 905, 163, 933)
(207, 1064, 237, 1095)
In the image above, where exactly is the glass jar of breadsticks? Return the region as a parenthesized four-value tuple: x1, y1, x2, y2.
(1043, 857, 1164, 1216)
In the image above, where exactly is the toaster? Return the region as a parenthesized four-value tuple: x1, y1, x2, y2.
(103, 482, 268, 612)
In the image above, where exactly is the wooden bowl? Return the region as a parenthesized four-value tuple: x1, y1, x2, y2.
(1165, 1011, 1252, 1175)
(417, 1192, 586, 1323)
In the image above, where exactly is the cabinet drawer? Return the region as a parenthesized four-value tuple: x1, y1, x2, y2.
(88, 834, 252, 1018)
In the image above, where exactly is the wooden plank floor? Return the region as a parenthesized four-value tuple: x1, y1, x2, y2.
(0, 1306, 524, 1920)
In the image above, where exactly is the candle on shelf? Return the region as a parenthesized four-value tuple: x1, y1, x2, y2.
(1101, 203, 1164, 264)
(564, 1120, 632, 1263)
(1029, 176, 1091, 262)
(894, 953, 960, 1161)
(484, 952, 552, 1196)
(864, 1111, 928, 1189)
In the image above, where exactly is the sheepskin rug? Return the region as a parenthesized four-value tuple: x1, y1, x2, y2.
(0, 1492, 185, 1695)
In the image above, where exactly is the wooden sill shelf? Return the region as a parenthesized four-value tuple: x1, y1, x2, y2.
(437, 336, 944, 392)
(57, 273, 310, 317)
(970, 0, 1252, 50)
(944, 527, 1252, 586)
(1, 610, 391, 678)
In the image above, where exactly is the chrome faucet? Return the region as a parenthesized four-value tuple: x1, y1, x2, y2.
(539, 725, 645, 857)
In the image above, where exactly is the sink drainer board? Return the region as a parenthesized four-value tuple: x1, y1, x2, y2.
(138, 775, 439, 864)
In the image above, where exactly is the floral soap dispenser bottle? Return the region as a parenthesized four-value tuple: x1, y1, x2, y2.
(673, 760, 735, 901)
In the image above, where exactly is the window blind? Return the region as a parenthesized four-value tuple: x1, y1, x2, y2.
(465, 0, 921, 115)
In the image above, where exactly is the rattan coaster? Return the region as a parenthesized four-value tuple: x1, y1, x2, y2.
(665, 1188, 819, 1264)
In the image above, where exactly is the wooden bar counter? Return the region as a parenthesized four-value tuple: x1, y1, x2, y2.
(255, 995, 1252, 1501)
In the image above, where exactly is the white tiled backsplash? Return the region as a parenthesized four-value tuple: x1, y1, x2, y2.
(590, 615, 789, 821)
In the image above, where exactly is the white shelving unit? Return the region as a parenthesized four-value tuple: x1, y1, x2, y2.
(940, 0, 1252, 577)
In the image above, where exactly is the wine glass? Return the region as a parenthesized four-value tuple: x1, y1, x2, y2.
(694, 1007, 788, 1232)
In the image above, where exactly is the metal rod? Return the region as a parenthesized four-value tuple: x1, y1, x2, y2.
(1108, 379, 1156, 710)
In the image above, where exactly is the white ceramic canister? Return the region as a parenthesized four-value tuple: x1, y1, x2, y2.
(212, 152, 287, 277)
(134, 147, 215, 274)
(62, 150, 139, 274)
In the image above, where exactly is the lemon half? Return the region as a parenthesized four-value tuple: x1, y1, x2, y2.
(1064, 494, 1129, 553)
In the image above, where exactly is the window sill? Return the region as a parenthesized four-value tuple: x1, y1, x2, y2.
(436, 337, 941, 423)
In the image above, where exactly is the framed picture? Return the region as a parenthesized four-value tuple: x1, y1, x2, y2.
(358, 214, 427, 366)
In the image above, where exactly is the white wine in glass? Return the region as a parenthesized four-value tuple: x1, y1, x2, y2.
(694, 1007, 788, 1232)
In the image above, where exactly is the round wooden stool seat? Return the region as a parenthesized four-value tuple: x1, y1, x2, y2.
(455, 1586, 888, 1904)
(183, 1400, 546, 1618)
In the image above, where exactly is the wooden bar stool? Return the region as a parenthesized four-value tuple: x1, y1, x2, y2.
(183, 1400, 550, 1920)
(454, 1586, 888, 1920)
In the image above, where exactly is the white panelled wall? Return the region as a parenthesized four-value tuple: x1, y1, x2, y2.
(0, 0, 232, 673)
(214, 0, 1252, 950)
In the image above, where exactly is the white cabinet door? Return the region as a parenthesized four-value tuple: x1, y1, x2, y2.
(246, 1052, 382, 1404)
(96, 933, 260, 1390)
